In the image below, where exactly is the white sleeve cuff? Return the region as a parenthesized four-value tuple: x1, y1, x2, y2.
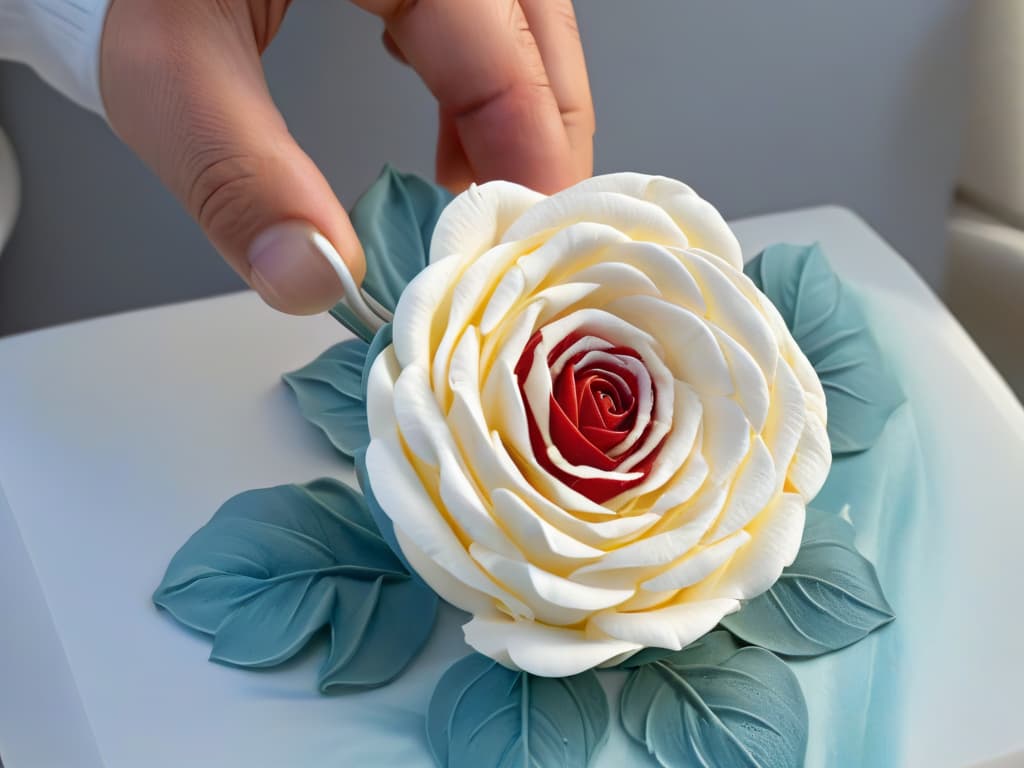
(0, 0, 112, 117)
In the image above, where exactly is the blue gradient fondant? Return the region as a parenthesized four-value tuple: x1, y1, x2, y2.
(793, 397, 925, 767)
(153, 478, 437, 691)
(620, 631, 808, 767)
(428, 654, 610, 768)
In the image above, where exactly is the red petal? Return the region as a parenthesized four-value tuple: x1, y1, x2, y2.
(577, 372, 635, 431)
(548, 394, 616, 469)
(577, 381, 608, 431)
(553, 363, 580, 424)
(580, 424, 628, 452)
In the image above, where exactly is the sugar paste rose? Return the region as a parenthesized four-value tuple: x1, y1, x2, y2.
(364, 173, 830, 677)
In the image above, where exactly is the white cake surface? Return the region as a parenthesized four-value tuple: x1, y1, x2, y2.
(2, 206, 1023, 767)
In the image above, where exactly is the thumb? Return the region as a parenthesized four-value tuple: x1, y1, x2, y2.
(100, 0, 364, 315)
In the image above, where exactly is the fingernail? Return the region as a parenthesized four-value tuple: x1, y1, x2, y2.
(247, 221, 345, 315)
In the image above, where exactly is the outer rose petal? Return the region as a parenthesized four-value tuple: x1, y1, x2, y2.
(688, 493, 806, 602)
(391, 255, 463, 371)
(589, 597, 740, 651)
(463, 614, 643, 677)
(394, 526, 497, 617)
(709, 437, 777, 541)
(503, 172, 742, 269)
(503, 191, 690, 251)
(429, 181, 544, 266)
(366, 435, 532, 619)
(790, 411, 831, 502)
(640, 531, 752, 592)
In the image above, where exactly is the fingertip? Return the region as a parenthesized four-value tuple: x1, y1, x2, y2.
(247, 221, 350, 315)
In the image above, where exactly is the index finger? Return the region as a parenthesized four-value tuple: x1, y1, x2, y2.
(519, 0, 594, 180)
(355, 0, 577, 194)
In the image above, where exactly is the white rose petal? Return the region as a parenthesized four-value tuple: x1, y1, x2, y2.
(589, 597, 740, 652)
(463, 614, 644, 677)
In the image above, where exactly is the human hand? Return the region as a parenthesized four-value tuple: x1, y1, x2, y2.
(100, 0, 593, 315)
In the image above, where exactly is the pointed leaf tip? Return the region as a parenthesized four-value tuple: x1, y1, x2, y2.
(721, 507, 895, 656)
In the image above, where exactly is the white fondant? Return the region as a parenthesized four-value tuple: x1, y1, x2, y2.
(570, 494, 723, 583)
(789, 411, 831, 502)
(470, 544, 634, 626)
(367, 436, 533, 620)
(503, 191, 690, 252)
(589, 597, 741, 651)
(762, 359, 811, 489)
(429, 181, 544, 266)
(640, 531, 751, 592)
(709, 437, 778, 542)
(463, 615, 643, 678)
(679, 247, 780, 379)
(605, 294, 734, 397)
(688, 493, 806, 602)
(711, 324, 772, 432)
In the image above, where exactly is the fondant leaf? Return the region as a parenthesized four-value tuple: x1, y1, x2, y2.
(720, 507, 894, 656)
(330, 166, 453, 338)
(427, 653, 610, 768)
(745, 243, 904, 454)
(283, 339, 370, 459)
(615, 646, 681, 669)
(153, 478, 437, 691)
(620, 631, 807, 768)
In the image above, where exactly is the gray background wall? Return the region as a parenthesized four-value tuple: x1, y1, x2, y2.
(0, 0, 968, 337)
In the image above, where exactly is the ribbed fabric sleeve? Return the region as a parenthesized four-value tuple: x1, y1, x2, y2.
(0, 0, 111, 116)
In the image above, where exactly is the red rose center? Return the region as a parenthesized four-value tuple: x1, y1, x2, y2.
(514, 331, 664, 504)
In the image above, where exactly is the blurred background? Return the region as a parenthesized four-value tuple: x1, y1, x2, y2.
(2, 1, 1020, 395)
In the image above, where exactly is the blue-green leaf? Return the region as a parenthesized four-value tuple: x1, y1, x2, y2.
(720, 507, 894, 656)
(427, 654, 610, 768)
(620, 631, 807, 768)
(283, 339, 370, 459)
(331, 166, 453, 338)
(745, 243, 905, 454)
(330, 303, 376, 344)
(615, 646, 681, 669)
(153, 478, 437, 692)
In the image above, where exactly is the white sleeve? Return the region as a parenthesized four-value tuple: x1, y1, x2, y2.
(0, 0, 111, 117)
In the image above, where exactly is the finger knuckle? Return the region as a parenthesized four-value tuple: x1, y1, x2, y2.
(187, 152, 263, 244)
(565, 106, 596, 138)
